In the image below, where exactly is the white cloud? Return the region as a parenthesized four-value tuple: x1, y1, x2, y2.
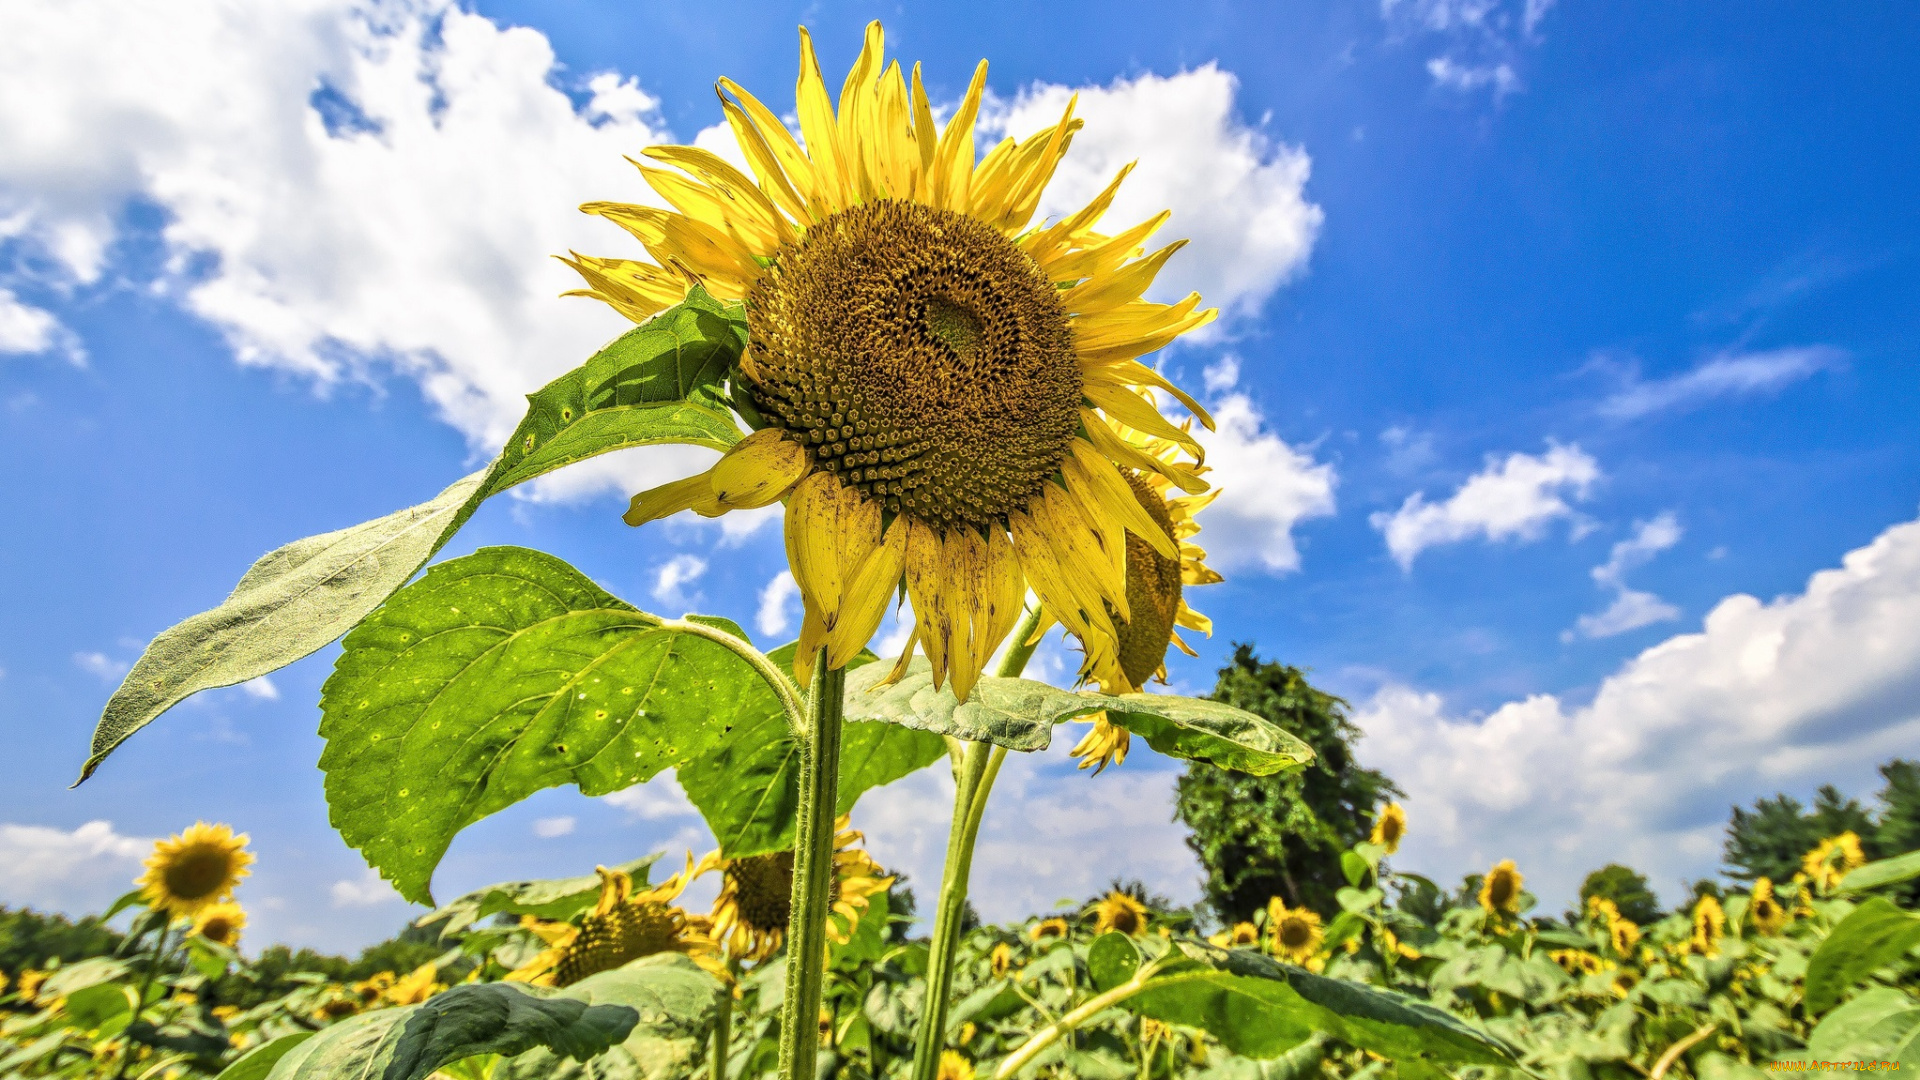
(602, 775, 697, 820)
(983, 65, 1322, 321)
(532, 816, 576, 838)
(755, 570, 799, 640)
(1190, 391, 1338, 573)
(1202, 355, 1240, 394)
(1357, 507, 1920, 907)
(0, 288, 83, 363)
(1371, 443, 1599, 569)
(330, 867, 402, 908)
(1598, 346, 1843, 420)
(650, 554, 707, 610)
(239, 675, 280, 700)
(1425, 58, 1519, 97)
(0, 820, 150, 913)
(1383, 0, 1547, 98)
(1568, 513, 1683, 640)
(73, 650, 130, 681)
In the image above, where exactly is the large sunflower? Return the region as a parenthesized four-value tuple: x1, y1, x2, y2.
(137, 822, 254, 919)
(698, 815, 892, 963)
(508, 861, 720, 986)
(1089, 889, 1150, 936)
(579, 22, 1217, 700)
(1265, 898, 1323, 964)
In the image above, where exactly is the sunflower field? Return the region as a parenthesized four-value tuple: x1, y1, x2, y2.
(24, 17, 1920, 1080)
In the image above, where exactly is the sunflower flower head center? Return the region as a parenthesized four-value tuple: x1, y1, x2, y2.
(555, 901, 682, 987)
(746, 199, 1081, 530)
(729, 851, 798, 933)
(165, 850, 236, 900)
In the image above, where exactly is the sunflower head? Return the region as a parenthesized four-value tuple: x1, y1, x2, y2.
(1608, 915, 1642, 957)
(598, 22, 1220, 702)
(1478, 860, 1523, 916)
(1265, 898, 1323, 964)
(1029, 917, 1071, 942)
(1802, 832, 1867, 892)
(1549, 949, 1606, 977)
(990, 941, 1014, 978)
(137, 822, 254, 918)
(16, 969, 46, 1005)
(510, 861, 717, 986)
(1749, 877, 1789, 936)
(1691, 894, 1726, 957)
(1226, 921, 1260, 947)
(936, 1050, 976, 1080)
(1585, 895, 1620, 925)
(191, 902, 246, 948)
(1090, 890, 1150, 937)
(1370, 803, 1408, 855)
(703, 815, 887, 962)
(383, 962, 442, 1006)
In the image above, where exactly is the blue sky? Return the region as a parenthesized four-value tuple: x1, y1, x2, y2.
(2, 0, 1917, 951)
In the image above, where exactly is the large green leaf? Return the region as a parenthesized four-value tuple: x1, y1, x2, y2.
(1790, 987, 1920, 1064)
(419, 855, 663, 938)
(1093, 935, 1515, 1065)
(1805, 897, 1920, 1014)
(83, 290, 747, 781)
(319, 547, 771, 903)
(675, 644, 945, 859)
(842, 658, 1313, 776)
(1838, 850, 1920, 895)
(212, 1033, 315, 1080)
(499, 955, 723, 1080)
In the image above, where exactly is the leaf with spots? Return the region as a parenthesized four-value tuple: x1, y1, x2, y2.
(82, 290, 749, 782)
(319, 546, 780, 904)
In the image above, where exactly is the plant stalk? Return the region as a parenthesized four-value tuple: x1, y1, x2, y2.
(711, 958, 740, 1080)
(908, 606, 1042, 1080)
(664, 618, 809, 737)
(993, 976, 1152, 1080)
(777, 652, 846, 1080)
(115, 921, 172, 1080)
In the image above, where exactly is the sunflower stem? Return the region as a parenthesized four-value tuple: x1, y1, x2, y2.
(711, 959, 738, 1080)
(908, 605, 1043, 1080)
(777, 652, 845, 1080)
(663, 617, 809, 737)
(115, 921, 172, 1080)
(993, 972, 1157, 1080)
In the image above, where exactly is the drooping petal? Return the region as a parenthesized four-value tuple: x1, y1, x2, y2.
(830, 516, 906, 668)
(710, 429, 810, 509)
(625, 471, 725, 526)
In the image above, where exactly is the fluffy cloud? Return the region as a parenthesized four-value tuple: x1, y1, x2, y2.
(983, 65, 1322, 321)
(1567, 513, 1683, 640)
(1357, 508, 1920, 907)
(1372, 443, 1599, 569)
(1383, 0, 1550, 98)
(0, 288, 82, 363)
(0, 820, 150, 913)
(532, 816, 576, 839)
(755, 570, 799, 640)
(1598, 346, 1844, 420)
(602, 773, 698, 820)
(330, 867, 402, 908)
(650, 554, 708, 610)
(1190, 390, 1338, 573)
(73, 650, 130, 681)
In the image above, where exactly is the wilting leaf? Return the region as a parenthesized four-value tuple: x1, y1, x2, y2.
(843, 658, 1313, 776)
(419, 855, 664, 938)
(84, 290, 748, 780)
(1805, 897, 1920, 1015)
(319, 547, 774, 903)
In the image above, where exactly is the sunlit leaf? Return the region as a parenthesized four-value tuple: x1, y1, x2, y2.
(418, 855, 664, 938)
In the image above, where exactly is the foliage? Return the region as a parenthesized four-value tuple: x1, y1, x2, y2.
(1176, 646, 1402, 921)
(1579, 864, 1664, 926)
(0, 908, 124, 979)
(1725, 785, 1879, 882)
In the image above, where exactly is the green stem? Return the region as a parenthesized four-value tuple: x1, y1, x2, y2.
(993, 975, 1154, 1080)
(711, 958, 739, 1080)
(908, 606, 1043, 1080)
(777, 652, 846, 1080)
(663, 618, 809, 737)
(115, 921, 171, 1080)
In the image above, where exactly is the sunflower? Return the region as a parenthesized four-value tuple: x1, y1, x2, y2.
(1382, 928, 1421, 960)
(587, 22, 1218, 701)
(1478, 860, 1523, 916)
(1608, 916, 1642, 957)
(1028, 917, 1071, 942)
(1749, 878, 1788, 936)
(384, 962, 442, 1006)
(1071, 427, 1221, 772)
(1802, 831, 1867, 892)
(1585, 895, 1620, 925)
(699, 815, 892, 963)
(1691, 894, 1726, 957)
(1265, 898, 1323, 964)
(509, 860, 720, 986)
(190, 902, 246, 948)
(1090, 890, 1150, 936)
(16, 969, 46, 1005)
(1549, 949, 1606, 977)
(990, 941, 1014, 977)
(1207, 921, 1260, 948)
(136, 822, 254, 919)
(1368, 802, 1408, 855)
(936, 1050, 976, 1080)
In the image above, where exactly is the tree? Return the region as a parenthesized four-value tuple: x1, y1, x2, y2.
(1579, 864, 1662, 925)
(0, 907, 124, 977)
(1725, 785, 1878, 882)
(1174, 645, 1401, 922)
(1875, 759, 1920, 857)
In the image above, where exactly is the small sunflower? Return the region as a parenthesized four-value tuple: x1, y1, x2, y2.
(1608, 916, 1642, 957)
(509, 860, 719, 986)
(190, 902, 246, 948)
(136, 822, 254, 919)
(384, 962, 442, 1006)
(1691, 894, 1726, 957)
(1749, 877, 1789, 936)
(990, 941, 1013, 977)
(594, 22, 1219, 703)
(936, 1050, 976, 1080)
(1478, 860, 1523, 916)
(1090, 890, 1150, 936)
(16, 969, 46, 1005)
(1370, 803, 1408, 855)
(1266, 897, 1323, 964)
(1028, 917, 1071, 941)
(1585, 895, 1620, 924)
(1208, 921, 1260, 948)
(1382, 928, 1421, 960)
(1802, 832, 1867, 893)
(1549, 949, 1607, 977)
(352, 971, 397, 1006)
(700, 815, 892, 963)
(313, 994, 360, 1022)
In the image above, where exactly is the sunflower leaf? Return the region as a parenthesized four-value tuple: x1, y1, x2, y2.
(81, 291, 748, 782)
(416, 855, 665, 939)
(497, 955, 724, 1080)
(842, 658, 1314, 775)
(1121, 940, 1518, 1064)
(674, 643, 945, 859)
(1805, 897, 1920, 1015)
(318, 547, 773, 904)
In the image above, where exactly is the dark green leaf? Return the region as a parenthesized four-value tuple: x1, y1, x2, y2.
(1806, 897, 1920, 1014)
(419, 855, 663, 938)
(498, 955, 724, 1080)
(1838, 851, 1920, 895)
(212, 1032, 315, 1080)
(84, 291, 749, 781)
(1088, 932, 1144, 992)
(1102, 695, 1314, 777)
(61, 983, 135, 1032)
(319, 547, 770, 903)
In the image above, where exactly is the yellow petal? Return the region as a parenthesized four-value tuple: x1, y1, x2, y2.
(997, 97, 1080, 232)
(625, 471, 723, 526)
(711, 429, 810, 509)
(932, 60, 987, 211)
(829, 516, 906, 668)
(1082, 410, 1207, 494)
(558, 254, 688, 324)
(1091, 361, 1215, 431)
(793, 604, 829, 686)
(1024, 163, 1135, 265)
(1006, 507, 1100, 645)
(715, 88, 813, 223)
(944, 527, 988, 702)
(786, 472, 846, 623)
(1085, 382, 1205, 463)
(1175, 603, 1212, 635)
(976, 527, 1024, 681)
(1062, 240, 1189, 315)
(901, 519, 951, 690)
(909, 63, 939, 199)
(637, 157, 789, 253)
(1064, 441, 1178, 561)
(796, 28, 851, 214)
(1044, 212, 1169, 285)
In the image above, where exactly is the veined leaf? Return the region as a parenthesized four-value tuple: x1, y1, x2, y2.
(1838, 850, 1920, 895)
(498, 955, 724, 1080)
(319, 547, 771, 904)
(418, 855, 664, 938)
(675, 644, 945, 859)
(83, 290, 748, 781)
(1805, 897, 1920, 1015)
(843, 658, 1313, 776)
(212, 1032, 315, 1080)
